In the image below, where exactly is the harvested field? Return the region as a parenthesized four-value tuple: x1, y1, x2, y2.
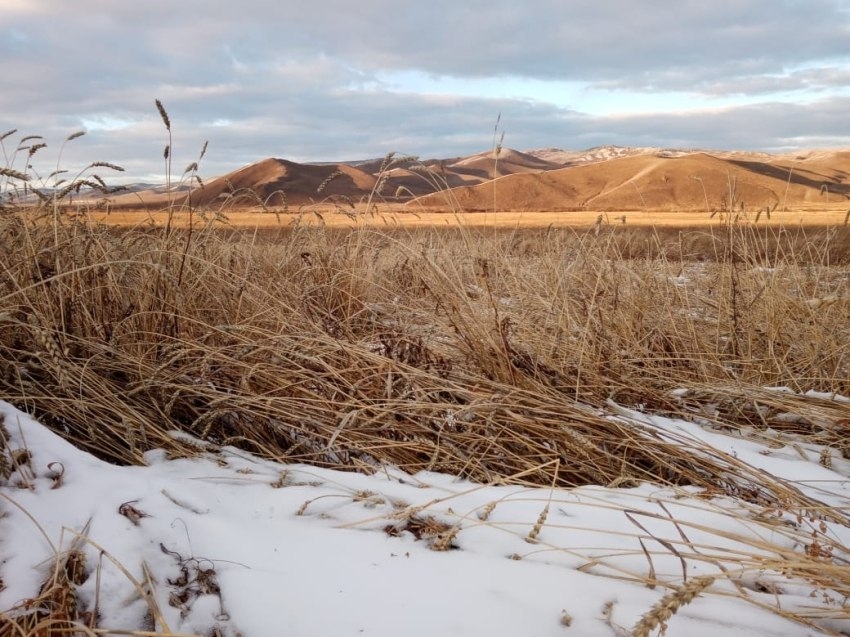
(67, 204, 850, 229)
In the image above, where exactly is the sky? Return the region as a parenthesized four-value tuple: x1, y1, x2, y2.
(2, 0, 850, 182)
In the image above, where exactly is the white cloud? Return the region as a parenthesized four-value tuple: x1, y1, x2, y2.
(2, 0, 849, 180)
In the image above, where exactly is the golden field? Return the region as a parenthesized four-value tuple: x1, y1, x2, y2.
(79, 204, 850, 229)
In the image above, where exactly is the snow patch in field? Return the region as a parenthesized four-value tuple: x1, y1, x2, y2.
(1, 400, 849, 636)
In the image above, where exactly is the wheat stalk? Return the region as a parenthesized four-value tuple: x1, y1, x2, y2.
(477, 501, 497, 521)
(630, 576, 715, 637)
(0, 167, 29, 181)
(525, 503, 549, 543)
(430, 526, 459, 551)
(154, 99, 171, 131)
(0, 413, 10, 481)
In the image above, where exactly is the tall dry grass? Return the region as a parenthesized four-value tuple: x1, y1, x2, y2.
(0, 212, 847, 496)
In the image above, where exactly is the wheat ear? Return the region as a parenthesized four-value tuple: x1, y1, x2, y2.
(631, 576, 715, 637)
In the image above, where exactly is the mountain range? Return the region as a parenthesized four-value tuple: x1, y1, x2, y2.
(104, 145, 850, 212)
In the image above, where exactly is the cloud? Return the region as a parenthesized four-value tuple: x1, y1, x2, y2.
(691, 66, 850, 97)
(2, 1, 849, 181)
(588, 97, 850, 151)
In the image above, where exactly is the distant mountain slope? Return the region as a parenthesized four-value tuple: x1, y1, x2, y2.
(108, 158, 378, 208)
(102, 147, 850, 212)
(526, 145, 667, 165)
(337, 148, 563, 195)
(415, 151, 850, 212)
(448, 147, 563, 176)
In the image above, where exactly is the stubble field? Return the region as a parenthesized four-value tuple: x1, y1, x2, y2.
(72, 203, 850, 230)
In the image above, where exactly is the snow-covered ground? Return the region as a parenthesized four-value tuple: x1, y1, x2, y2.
(1, 399, 849, 636)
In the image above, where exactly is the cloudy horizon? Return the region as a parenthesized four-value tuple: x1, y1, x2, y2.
(3, 0, 850, 183)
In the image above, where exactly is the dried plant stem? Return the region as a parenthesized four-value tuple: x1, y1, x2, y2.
(631, 576, 715, 637)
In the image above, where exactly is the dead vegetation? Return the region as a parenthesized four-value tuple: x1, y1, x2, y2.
(1, 212, 849, 635)
(0, 544, 90, 637)
(0, 212, 847, 492)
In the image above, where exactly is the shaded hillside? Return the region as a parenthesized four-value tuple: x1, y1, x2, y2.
(201, 158, 377, 207)
(108, 158, 378, 209)
(731, 150, 850, 200)
(448, 148, 562, 178)
(338, 148, 563, 199)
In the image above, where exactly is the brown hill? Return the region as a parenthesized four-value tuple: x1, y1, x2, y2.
(378, 166, 471, 198)
(415, 151, 850, 212)
(448, 147, 563, 179)
(336, 148, 562, 199)
(107, 158, 378, 209)
(350, 156, 477, 198)
(103, 148, 850, 213)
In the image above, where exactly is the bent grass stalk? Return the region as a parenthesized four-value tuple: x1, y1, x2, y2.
(631, 576, 716, 637)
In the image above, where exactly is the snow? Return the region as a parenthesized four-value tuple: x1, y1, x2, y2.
(2, 399, 849, 636)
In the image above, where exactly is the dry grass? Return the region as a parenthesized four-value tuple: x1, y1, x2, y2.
(0, 521, 193, 637)
(631, 575, 716, 636)
(0, 544, 91, 637)
(2, 113, 850, 632)
(0, 213, 846, 491)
